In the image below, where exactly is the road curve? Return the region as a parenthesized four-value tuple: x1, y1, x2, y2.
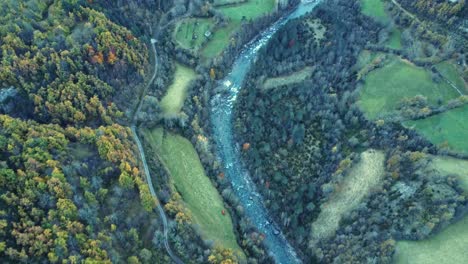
(131, 40, 184, 264)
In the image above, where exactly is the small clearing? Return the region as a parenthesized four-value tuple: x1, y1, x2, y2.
(311, 150, 385, 241)
(160, 63, 196, 116)
(360, 0, 389, 23)
(263, 66, 313, 90)
(306, 18, 326, 45)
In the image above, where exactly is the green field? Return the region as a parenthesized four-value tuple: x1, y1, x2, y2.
(386, 28, 402, 50)
(358, 56, 460, 119)
(403, 105, 468, 154)
(200, 0, 276, 58)
(175, 0, 276, 59)
(430, 156, 468, 190)
(395, 156, 468, 264)
(160, 63, 196, 116)
(174, 18, 214, 51)
(435, 61, 467, 93)
(395, 216, 468, 264)
(201, 24, 237, 58)
(143, 128, 244, 256)
(360, 0, 389, 23)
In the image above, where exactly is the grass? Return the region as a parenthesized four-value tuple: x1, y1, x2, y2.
(160, 63, 196, 116)
(174, 18, 214, 51)
(143, 128, 244, 257)
(311, 150, 385, 241)
(263, 66, 313, 89)
(435, 61, 467, 93)
(430, 156, 468, 191)
(403, 105, 468, 154)
(358, 56, 460, 119)
(360, 0, 389, 23)
(386, 28, 402, 50)
(394, 216, 468, 264)
(200, 0, 276, 58)
(201, 24, 237, 58)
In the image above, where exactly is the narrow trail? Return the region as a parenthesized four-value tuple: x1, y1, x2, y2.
(131, 40, 184, 264)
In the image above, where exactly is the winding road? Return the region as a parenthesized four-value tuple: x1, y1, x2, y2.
(131, 40, 184, 264)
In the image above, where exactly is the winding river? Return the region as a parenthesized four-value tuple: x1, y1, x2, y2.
(210, 1, 322, 263)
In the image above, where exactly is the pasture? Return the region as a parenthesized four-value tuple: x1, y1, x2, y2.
(403, 105, 468, 154)
(174, 0, 276, 59)
(174, 18, 214, 51)
(430, 156, 468, 191)
(394, 216, 468, 264)
(143, 128, 244, 256)
(358, 56, 459, 119)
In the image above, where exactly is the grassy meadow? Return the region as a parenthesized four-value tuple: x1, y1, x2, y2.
(386, 28, 402, 50)
(395, 216, 468, 264)
(175, 0, 276, 59)
(311, 150, 385, 241)
(174, 18, 214, 50)
(143, 128, 244, 257)
(358, 56, 459, 119)
(160, 63, 196, 116)
(360, 0, 389, 23)
(435, 61, 467, 93)
(403, 105, 468, 154)
(430, 156, 468, 190)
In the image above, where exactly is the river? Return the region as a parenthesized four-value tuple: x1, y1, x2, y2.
(210, 1, 322, 263)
